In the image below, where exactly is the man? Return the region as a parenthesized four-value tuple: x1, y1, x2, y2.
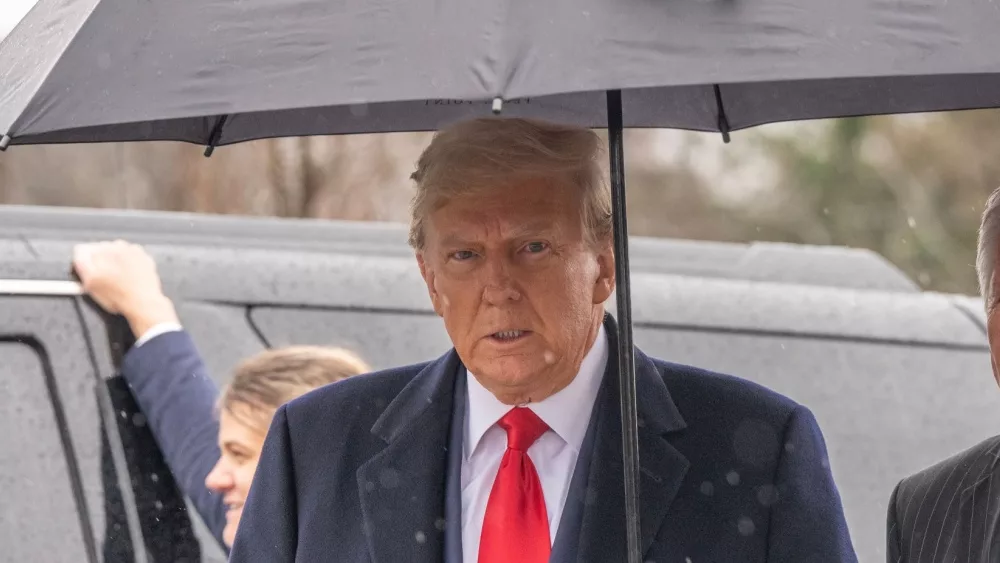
(229, 117, 857, 562)
(886, 187, 1000, 563)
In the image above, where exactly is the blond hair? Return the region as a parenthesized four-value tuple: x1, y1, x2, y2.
(219, 346, 370, 430)
(407, 117, 612, 250)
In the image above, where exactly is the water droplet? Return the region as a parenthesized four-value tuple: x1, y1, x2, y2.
(434, 518, 446, 531)
(726, 470, 740, 486)
(543, 351, 556, 364)
(150, 473, 159, 483)
(737, 516, 756, 536)
(365, 480, 376, 492)
(784, 442, 796, 453)
(154, 500, 163, 510)
(907, 216, 916, 228)
(699, 481, 714, 496)
(415, 531, 426, 544)
(756, 484, 779, 506)
(822, 207, 829, 216)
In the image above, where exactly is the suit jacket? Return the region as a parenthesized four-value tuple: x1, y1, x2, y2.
(229, 317, 857, 562)
(887, 435, 1000, 563)
(121, 329, 228, 549)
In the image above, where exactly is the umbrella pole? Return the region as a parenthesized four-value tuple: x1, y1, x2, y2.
(606, 89, 642, 563)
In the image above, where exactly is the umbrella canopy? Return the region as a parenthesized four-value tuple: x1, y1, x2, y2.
(3, 0, 1000, 147)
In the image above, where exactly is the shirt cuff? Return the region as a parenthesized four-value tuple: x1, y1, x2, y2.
(135, 322, 184, 347)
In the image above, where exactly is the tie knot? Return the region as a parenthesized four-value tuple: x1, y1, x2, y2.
(497, 407, 549, 451)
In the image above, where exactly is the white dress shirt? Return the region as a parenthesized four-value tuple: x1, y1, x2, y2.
(461, 324, 608, 562)
(134, 322, 183, 347)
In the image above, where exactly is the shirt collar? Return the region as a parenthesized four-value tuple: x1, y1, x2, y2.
(464, 323, 609, 459)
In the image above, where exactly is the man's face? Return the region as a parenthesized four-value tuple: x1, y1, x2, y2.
(417, 177, 615, 405)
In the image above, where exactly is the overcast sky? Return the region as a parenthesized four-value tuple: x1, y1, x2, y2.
(0, 0, 37, 39)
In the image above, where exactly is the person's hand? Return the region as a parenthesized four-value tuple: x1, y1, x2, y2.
(73, 240, 180, 338)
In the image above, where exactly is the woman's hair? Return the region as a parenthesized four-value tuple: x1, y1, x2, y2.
(218, 345, 371, 430)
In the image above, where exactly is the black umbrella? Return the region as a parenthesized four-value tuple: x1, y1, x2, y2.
(5, 1, 1000, 561)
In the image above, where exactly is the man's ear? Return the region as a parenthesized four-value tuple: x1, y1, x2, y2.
(593, 239, 616, 304)
(416, 252, 444, 317)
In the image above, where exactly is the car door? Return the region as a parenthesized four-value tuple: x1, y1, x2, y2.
(0, 285, 206, 563)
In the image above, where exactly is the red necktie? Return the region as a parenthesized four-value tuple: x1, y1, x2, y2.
(478, 407, 551, 563)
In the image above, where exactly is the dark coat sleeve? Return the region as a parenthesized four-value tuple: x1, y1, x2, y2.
(120, 330, 227, 547)
(767, 405, 859, 563)
(887, 480, 905, 563)
(228, 403, 299, 562)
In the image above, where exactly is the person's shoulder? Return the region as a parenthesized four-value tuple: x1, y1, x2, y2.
(649, 356, 800, 424)
(895, 434, 1000, 506)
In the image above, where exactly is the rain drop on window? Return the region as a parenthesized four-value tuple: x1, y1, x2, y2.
(726, 470, 740, 486)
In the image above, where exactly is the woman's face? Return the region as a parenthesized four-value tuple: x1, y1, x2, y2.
(203, 404, 268, 547)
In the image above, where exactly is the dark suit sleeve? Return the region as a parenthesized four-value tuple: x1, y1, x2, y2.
(121, 330, 227, 545)
(228, 403, 299, 562)
(886, 480, 905, 563)
(767, 405, 858, 563)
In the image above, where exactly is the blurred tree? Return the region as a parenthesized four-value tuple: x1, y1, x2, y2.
(729, 110, 1000, 294)
(1, 112, 998, 295)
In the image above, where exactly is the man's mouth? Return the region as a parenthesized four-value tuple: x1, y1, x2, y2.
(490, 330, 529, 342)
(225, 501, 244, 514)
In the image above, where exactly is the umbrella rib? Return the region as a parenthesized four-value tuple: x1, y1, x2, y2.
(713, 84, 732, 143)
(203, 115, 230, 157)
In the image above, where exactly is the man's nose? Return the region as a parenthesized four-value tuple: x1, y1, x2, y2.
(482, 256, 521, 304)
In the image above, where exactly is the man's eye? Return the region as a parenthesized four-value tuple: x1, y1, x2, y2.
(525, 242, 548, 253)
(452, 250, 476, 261)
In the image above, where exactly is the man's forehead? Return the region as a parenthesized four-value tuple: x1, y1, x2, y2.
(434, 218, 560, 243)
